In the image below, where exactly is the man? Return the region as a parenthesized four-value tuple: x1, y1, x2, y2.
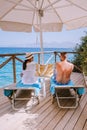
(50, 52, 85, 98)
(55, 52, 74, 84)
(50, 52, 74, 95)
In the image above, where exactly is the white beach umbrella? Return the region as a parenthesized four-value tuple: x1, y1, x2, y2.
(0, 0, 87, 61)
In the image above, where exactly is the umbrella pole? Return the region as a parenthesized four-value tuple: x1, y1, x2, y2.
(39, 9, 46, 97)
(39, 10, 44, 64)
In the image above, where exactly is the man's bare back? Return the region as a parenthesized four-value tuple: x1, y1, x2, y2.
(55, 52, 74, 84)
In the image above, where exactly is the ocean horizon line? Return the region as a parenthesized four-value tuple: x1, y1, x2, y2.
(0, 46, 74, 48)
(0, 47, 75, 54)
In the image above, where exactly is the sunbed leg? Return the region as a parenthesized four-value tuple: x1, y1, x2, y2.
(78, 95, 82, 105)
(37, 96, 40, 104)
(12, 98, 15, 109)
(8, 96, 12, 104)
(51, 94, 55, 104)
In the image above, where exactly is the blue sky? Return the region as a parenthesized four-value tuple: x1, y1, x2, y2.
(0, 27, 87, 48)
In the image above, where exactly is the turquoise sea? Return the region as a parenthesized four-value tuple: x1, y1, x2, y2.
(0, 47, 75, 88)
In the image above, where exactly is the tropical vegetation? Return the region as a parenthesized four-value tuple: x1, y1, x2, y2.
(72, 32, 87, 75)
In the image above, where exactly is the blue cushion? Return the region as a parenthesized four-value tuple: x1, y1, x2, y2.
(4, 79, 42, 97)
(16, 80, 41, 89)
(77, 88, 85, 95)
(16, 80, 41, 96)
(50, 77, 74, 95)
(4, 90, 13, 97)
(50, 76, 85, 95)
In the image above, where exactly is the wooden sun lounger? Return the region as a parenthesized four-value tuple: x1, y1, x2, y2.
(36, 64, 86, 108)
(52, 72, 86, 109)
(38, 64, 86, 108)
(3, 64, 53, 110)
(4, 83, 40, 110)
(55, 85, 85, 108)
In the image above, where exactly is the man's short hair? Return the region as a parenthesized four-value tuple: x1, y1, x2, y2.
(60, 52, 67, 59)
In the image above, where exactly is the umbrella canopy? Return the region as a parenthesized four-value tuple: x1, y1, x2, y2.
(0, 0, 87, 32)
(0, 0, 87, 60)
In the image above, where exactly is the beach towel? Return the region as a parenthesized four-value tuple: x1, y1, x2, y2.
(16, 80, 41, 95)
(4, 79, 41, 97)
(50, 76, 85, 95)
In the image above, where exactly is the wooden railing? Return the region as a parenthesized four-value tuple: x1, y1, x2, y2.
(0, 51, 81, 85)
(0, 51, 56, 83)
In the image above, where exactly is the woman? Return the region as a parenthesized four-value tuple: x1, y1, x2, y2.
(21, 53, 38, 84)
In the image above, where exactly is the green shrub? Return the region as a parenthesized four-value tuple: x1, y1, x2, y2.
(72, 32, 87, 75)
